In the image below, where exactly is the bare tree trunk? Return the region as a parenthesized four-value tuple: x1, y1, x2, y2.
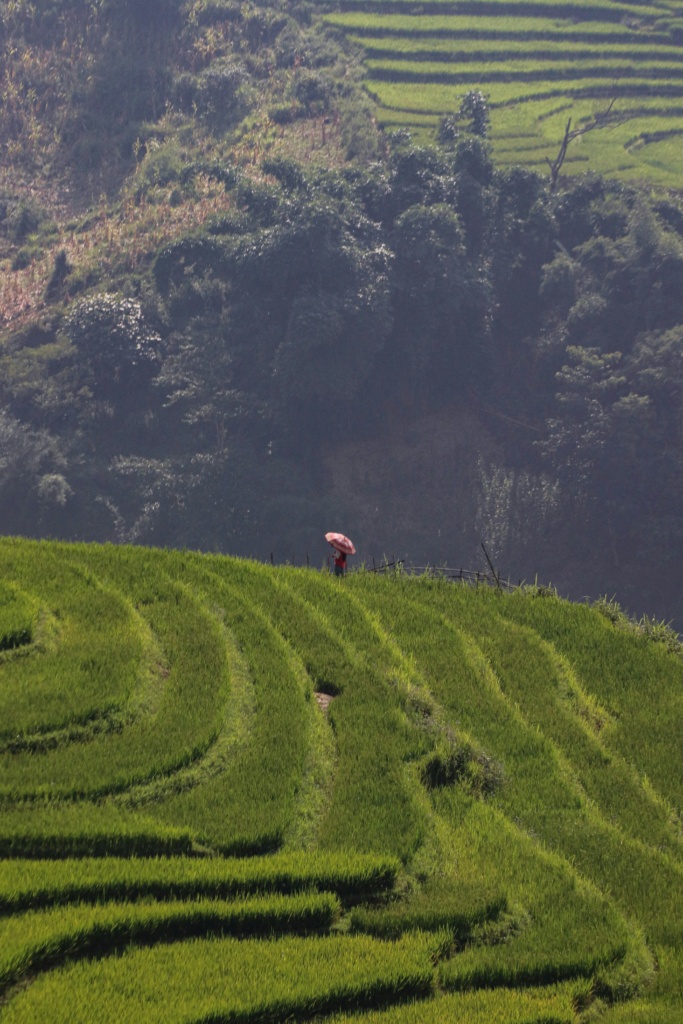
(546, 118, 572, 191)
(546, 100, 624, 191)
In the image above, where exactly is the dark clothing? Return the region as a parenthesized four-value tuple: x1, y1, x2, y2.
(334, 551, 347, 576)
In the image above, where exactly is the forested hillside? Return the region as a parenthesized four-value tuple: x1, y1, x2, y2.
(2, 0, 683, 625)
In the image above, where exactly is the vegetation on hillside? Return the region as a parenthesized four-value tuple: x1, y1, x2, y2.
(0, 539, 682, 1022)
(2, 0, 683, 626)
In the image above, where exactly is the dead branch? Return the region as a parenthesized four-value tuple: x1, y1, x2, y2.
(546, 99, 629, 190)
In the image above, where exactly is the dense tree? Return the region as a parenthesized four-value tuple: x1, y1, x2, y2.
(0, 409, 72, 536)
(391, 202, 490, 407)
(458, 90, 490, 138)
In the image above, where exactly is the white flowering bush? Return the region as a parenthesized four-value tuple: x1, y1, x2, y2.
(64, 294, 160, 376)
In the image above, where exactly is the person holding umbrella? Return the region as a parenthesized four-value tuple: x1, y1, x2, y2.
(325, 532, 356, 576)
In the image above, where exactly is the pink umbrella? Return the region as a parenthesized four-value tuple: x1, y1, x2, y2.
(325, 532, 356, 555)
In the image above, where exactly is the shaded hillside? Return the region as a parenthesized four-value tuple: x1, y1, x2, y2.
(0, 539, 682, 1022)
(2, 2, 683, 625)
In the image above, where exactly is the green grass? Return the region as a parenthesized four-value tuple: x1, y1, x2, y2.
(0, 540, 682, 1022)
(326, 12, 667, 40)
(348, 576, 683, 946)
(430, 793, 650, 998)
(327, 981, 589, 1023)
(2, 931, 444, 1024)
(349, 879, 506, 938)
(0, 851, 398, 912)
(323, 0, 683, 183)
(279, 568, 430, 862)
(0, 543, 151, 741)
(492, 587, 683, 809)
(0, 557, 230, 799)
(365, 59, 683, 83)
(353, 37, 683, 62)
(0, 892, 341, 993)
(0, 581, 37, 654)
(0, 803, 194, 859)
(335, 0, 664, 15)
(134, 555, 312, 853)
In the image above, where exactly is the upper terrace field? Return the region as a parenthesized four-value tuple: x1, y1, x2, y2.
(0, 537, 682, 1022)
(323, 0, 683, 184)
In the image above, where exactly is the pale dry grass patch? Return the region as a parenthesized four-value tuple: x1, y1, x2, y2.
(0, 176, 236, 329)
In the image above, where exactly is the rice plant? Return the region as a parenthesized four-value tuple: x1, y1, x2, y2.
(0, 540, 681, 1023)
(322, 0, 683, 183)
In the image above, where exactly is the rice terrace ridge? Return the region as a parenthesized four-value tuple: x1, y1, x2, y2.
(0, 537, 682, 1022)
(322, 0, 683, 184)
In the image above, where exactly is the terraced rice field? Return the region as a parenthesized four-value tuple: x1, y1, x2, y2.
(1, 537, 682, 1022)
(322, 0, 683, 184)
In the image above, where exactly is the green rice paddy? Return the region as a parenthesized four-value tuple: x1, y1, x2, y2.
(0, 537, 682, 1022)
(322, 0, 683, 184)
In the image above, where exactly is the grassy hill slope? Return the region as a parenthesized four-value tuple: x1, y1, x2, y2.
(0, 538, 682, 1022)
(322, 0, 683, 185)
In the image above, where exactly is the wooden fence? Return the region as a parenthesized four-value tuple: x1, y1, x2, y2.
(365, 559, 517, 592)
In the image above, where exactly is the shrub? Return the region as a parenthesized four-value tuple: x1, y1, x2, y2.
(196, 59, 251, 127)
(437, 114, 460, 147)
(44, 251, 72, 300)
(421, 741, 470, 790)
(63, 294, 161, 394)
